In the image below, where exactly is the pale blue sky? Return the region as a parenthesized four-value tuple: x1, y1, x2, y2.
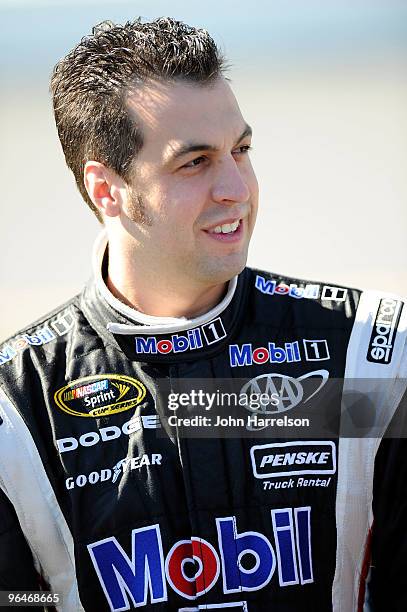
(1, 1, 406, 84)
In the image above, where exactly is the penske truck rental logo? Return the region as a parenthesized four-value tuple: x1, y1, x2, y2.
(54, 374, 146, 417)
(250, 441, 336, 479)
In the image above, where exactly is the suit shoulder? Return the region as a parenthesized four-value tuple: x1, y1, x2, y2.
(245, 267, 361, 315)
(0, 294, 80, 374)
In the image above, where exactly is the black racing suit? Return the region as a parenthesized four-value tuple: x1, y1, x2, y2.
(0, 255, 406, 611)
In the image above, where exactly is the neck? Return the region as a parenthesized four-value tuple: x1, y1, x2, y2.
(106, 244, 227, 320)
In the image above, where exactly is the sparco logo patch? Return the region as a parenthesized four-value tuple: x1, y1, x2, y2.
(54, 374, 146, 418)
(134, 317, 226, 355)
(250, 441, 336, 478)
(367, 298, 403, 364)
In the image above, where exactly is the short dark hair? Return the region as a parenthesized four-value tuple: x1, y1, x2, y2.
(50, 17, 227, 222)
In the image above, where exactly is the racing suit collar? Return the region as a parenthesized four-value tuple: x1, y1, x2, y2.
(81, 232, 249, 363)
(92, 231, 239, 335)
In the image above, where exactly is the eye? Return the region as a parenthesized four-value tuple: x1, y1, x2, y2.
(183, 156, 207, 169)
(233, 144, 252, 155)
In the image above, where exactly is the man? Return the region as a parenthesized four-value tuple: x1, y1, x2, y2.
(0, 17, 406, 612)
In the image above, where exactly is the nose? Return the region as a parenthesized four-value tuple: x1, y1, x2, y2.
(210, 156, 251, 205)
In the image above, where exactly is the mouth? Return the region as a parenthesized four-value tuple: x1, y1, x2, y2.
(207, 218, 241, 234)
(202, 218, 244, 243)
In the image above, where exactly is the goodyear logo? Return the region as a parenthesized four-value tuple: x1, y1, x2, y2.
(54, 374, 146, 418)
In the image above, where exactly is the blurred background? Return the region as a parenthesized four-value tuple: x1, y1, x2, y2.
(1, 0, 406, 339)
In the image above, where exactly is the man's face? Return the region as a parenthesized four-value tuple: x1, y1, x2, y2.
(124, 77, 258, 287)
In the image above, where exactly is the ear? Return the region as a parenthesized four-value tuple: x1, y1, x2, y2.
(84, 161, 126, 218)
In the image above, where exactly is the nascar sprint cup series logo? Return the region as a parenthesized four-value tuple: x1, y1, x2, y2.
(54, 374, 146, 417)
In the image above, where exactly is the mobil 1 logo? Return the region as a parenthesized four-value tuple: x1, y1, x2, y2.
(201, 317, 227, 345)
(367, 298, 403, 364)
(229, 338, 329, 368)
(302, 339, 330, 361)
(134, 317, 226, 355)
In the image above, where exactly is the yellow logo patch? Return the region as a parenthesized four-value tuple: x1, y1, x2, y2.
(54, 374, 146, 417)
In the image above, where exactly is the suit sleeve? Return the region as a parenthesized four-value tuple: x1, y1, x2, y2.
(369, 390, 407, 611)
(0, 486, 40, 590)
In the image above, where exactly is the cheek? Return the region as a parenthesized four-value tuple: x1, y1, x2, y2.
(167, 184, 206, 222)
(153, 195, 196, 240)
(138, 173, 207, 233)
(246, 164, 259, 200)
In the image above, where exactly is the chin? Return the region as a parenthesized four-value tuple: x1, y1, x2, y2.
(199, 253, 248, 285)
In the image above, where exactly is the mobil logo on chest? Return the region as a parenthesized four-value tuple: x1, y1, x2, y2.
(88, 506, 313, 610)
(134, 317, 227, 355)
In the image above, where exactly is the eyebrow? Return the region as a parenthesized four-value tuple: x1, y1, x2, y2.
(165, 123, 253, 165)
